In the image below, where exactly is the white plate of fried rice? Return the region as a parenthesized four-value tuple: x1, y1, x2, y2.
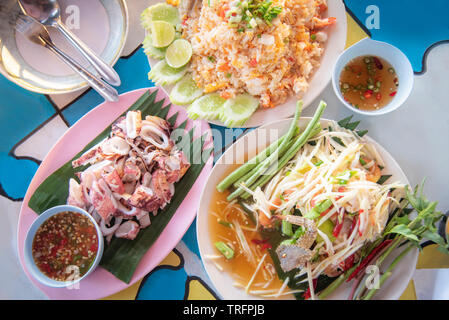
(146, 0, 347, 127)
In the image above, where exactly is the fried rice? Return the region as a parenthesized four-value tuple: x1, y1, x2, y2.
(182, 0, 336, 108)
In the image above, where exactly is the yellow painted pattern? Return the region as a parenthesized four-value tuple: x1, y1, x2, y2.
(345, 12, 369, 48)
(186, 279, 217, 300)
(399, 280, 417, 300)
(417, 244, 449, 269)
(103, 250, 182, 300)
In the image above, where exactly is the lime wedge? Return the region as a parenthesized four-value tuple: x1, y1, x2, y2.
(142, 33, 167, 60)
(148, 60, 187, 86)
(165, 39, 193, 68)
(170, 74, 203, 105)
(219, 94, 259, 127)
(187, 93, 226, 120)
(151, 21, 175, 48)
(141, 3, 181, 29)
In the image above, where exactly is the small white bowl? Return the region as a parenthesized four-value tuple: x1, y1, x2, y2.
(332, 38, 414, 116)
(23, 205, 104, 288)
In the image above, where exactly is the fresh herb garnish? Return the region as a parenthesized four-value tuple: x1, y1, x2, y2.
(227, 0, 282, 31)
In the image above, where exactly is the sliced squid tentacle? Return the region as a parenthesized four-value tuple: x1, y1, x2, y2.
(115, 220, 140, 240)
(140, 124, 170, 150)
(100, 216, 123, 236)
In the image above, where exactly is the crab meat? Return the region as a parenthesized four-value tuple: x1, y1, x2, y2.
(275, 215, 317, 248)
(115, 220, 140, 240)
(276, 243, 313, 272)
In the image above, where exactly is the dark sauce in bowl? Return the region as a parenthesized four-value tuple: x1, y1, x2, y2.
(339, 55, 399, 111)
(32, 211, 98, 281)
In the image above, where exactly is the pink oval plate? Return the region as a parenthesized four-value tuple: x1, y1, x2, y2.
(16, 87, 214, 299)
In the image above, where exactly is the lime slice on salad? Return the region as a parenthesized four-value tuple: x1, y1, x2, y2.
(142, 33, 167, 60)
(148, 60, 187, 86)
(219, 94, 259, 127)
(187, 93, 226, 120)
(141, 3, 181, 29)
(170, 74, 203, 105)
(150, 21, 176, 48)
(165, 39, 193, 68)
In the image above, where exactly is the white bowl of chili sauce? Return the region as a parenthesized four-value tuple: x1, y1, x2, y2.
(24, 205, 104, 288)
(332, 38, 414, 116)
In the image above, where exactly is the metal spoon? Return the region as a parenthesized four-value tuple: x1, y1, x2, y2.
(18, 0, 121, 86)
(15, 15, 119, 102)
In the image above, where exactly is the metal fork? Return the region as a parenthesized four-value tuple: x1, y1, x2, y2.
(15, 15, 119, 102)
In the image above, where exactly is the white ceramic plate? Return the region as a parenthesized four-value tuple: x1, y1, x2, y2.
(146, 0, 347, 127)
(197, 117, 418, 300)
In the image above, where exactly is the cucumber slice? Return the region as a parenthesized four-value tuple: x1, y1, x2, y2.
(187, 93, 226, 120)
(150, 21, 175, 48)
(141, 3, 181, 29)
(219, 94, 259, 127)
(148, 60, 187, 86)
(170, 74, 203, 105)
(165, 39, 193, 68)
(142, 34, 166, 60)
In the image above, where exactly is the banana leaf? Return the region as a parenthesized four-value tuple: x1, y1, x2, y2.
(28, 89, 212, 283)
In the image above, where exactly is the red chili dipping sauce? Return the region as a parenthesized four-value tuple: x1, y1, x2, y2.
(339, 55, 399, 111)
(32, 211, 98, 281)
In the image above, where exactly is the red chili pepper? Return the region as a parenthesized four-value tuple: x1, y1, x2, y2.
(261, 243, 272, 250)
(349, 216, 358, 235)
(364, 90, 373, 99)
(376, 93, 382, 101)
(332, 221, 343, 238)
(346, 239, 393, 282)
(344, 254, 355, 271)
(251, 238, 269, 245)
(332, 219, 344, 238)
(303, 278, 318, 300)
(90, 243, 98, 252)
(372, 57, 383, 70)
(389, 91, 397, 97)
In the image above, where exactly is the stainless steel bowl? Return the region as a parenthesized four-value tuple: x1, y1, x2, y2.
(0, 0, 128, 94)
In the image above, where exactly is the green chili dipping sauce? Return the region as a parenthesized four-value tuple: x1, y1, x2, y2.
(339, 55, 399, 111)
(32, 211, 98, 281)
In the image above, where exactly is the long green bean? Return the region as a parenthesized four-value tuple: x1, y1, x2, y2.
(226, 101, 304, 200)
(236, 100, 326, 200)
(232, 138, 297, 189)
(216, 102, 303, 192)
(240, 123, 322, 200)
